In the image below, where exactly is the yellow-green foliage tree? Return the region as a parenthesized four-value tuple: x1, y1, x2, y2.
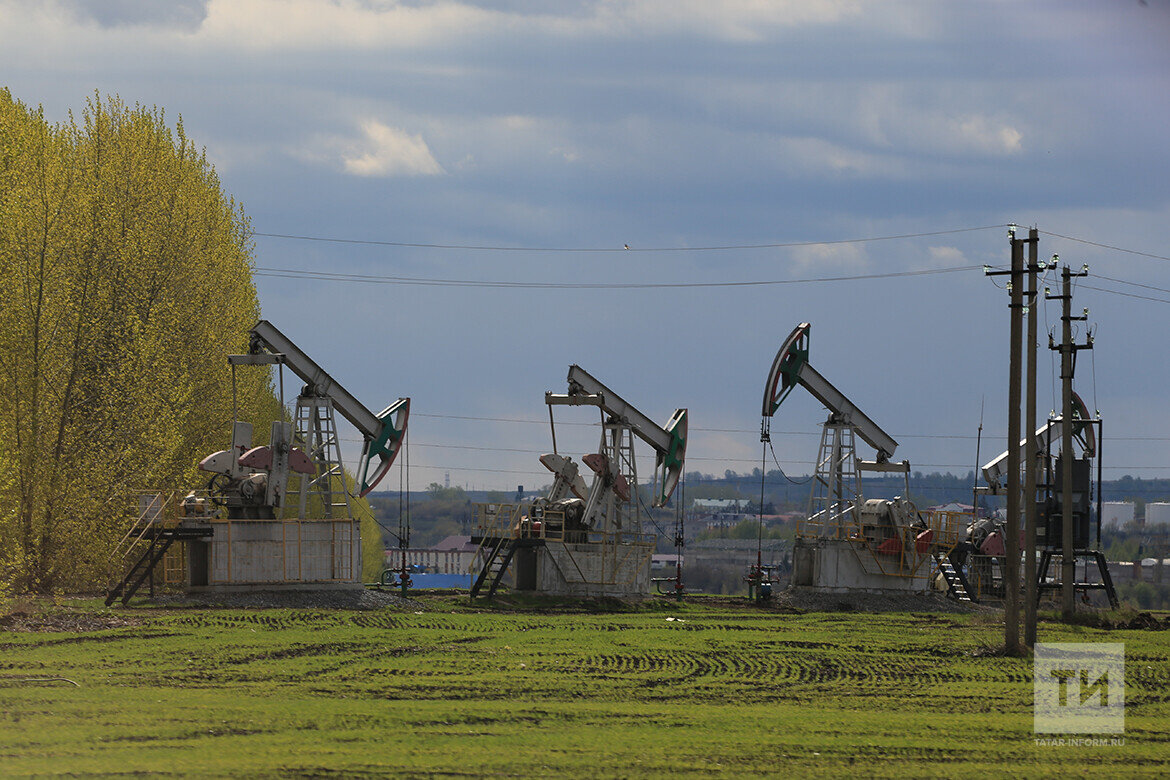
(359, 495, 387, 583)
(0, 90, 280, 594)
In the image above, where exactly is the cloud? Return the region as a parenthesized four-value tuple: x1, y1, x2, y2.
(952, 115, 1023, 156)
(339, 121, 445, 177)
(789, 242, 868, 272)
(776, 136, 906, 178)
(59, 0, 209, 31)
(594, 0, 862, 42)
(187, 0, 861, 51)
(928, 246, 967, 267)
(198, 0, 502, 50)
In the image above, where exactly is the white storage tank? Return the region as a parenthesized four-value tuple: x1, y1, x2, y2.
(1102, 501, 1135, 529)
(1144, 502, 1170, 527)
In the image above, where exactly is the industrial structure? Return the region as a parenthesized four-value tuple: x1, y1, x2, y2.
(97, 264, 1123, 611)
(469, 365, 686, 599)
(762, 323, 962, 596)
(106, 321, 408, 604)
(975, 392, 1117, 606)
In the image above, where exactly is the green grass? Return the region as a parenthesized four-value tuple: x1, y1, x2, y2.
(1, 596, 1167, 777)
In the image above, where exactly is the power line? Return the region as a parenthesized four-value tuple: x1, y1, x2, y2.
(1078, 283, 1170, 306)
(253, 264, 982, 290)
(394, 412, 1170, 441)
(1040, 231, 1170, 263)
(1092, 273, 1170, 296)
(251, 228, 1170, 301)
(254, 226, 1169, 265)
(252, 224, 1004, 254)
(407, 462, 550, 477)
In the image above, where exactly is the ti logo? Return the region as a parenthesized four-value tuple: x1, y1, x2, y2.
(1034, 643, 1125, 734)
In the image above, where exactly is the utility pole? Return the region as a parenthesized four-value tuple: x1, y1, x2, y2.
(1023, 227, 1043, 648)
(987, 226, 1024, 653)
(1047, 263, 1091, 620)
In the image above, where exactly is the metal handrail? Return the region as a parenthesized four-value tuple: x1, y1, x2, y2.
(795, 507, 970, 581)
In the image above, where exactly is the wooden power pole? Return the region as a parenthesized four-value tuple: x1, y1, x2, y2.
(1004, 236, 1023, 652)
(1023, 228, 1042, 647)
(988, 228, 1024, 653)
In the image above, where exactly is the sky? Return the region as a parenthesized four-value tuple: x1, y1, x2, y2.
(3, 0, 1169, 494)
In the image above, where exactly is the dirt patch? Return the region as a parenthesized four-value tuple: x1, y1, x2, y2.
(1049, 609, 1170, 631)
(1121, 612, 1170, 630)
(765, 587, 997, 614)
(0, 610, 144, 633)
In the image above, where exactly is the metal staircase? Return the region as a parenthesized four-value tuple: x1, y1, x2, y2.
(105, 521, 212, 606)
(470, 537, 518, 599)
(933, 552, 975, 603)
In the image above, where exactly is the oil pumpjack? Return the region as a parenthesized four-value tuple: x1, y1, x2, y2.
(470, 365, 686, 599)
(201, 320, 409, 515)
(764, 323, 953, 594)
(105, 321, 408, 604)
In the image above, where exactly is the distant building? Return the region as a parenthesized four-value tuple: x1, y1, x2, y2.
(385, 535, 479, 575)
(698, 514, 747, 530)
(929, 502, 973, 514)
(1108, 558, 1168, 584)
(651, 554, 682, 569)
(1146, 503, 1170, 527)
(692, 498, 747, 513)
(688, 539, 790, 577)
(692, 498, 751, 530)
(1102, 501, 1135, 529)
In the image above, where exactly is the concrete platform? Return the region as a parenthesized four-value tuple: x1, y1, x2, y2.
(791, 537, 930, 594)
(514, 540, 654, 598)
(187, 518, 361, 588)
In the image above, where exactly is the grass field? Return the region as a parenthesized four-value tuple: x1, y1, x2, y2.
(1, 595, 1167, 777)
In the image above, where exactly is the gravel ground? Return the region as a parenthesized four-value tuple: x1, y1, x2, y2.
(156, 587, 424, 611)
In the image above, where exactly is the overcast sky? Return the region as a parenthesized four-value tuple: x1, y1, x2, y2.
(3, 0, 1169, 493)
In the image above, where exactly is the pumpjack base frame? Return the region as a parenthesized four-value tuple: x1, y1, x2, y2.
(1036, 548, 1119, 609)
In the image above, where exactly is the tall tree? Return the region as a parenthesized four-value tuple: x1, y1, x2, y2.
(0, 91, 279, 593)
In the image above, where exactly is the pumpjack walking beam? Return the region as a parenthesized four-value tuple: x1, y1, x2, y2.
(546, 364, 688, 507)
(980, 392, 1095, 494)
(246, 321, 409, 496)
(763, 323, 900, 464)
(762, 323, 910, 535)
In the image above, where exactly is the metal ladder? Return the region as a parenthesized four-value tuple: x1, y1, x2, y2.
(294, 397, 351, 519)
(470, 538, 517, 599)
(934, 553, 975, 603)
(808, 422, 861, 537)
